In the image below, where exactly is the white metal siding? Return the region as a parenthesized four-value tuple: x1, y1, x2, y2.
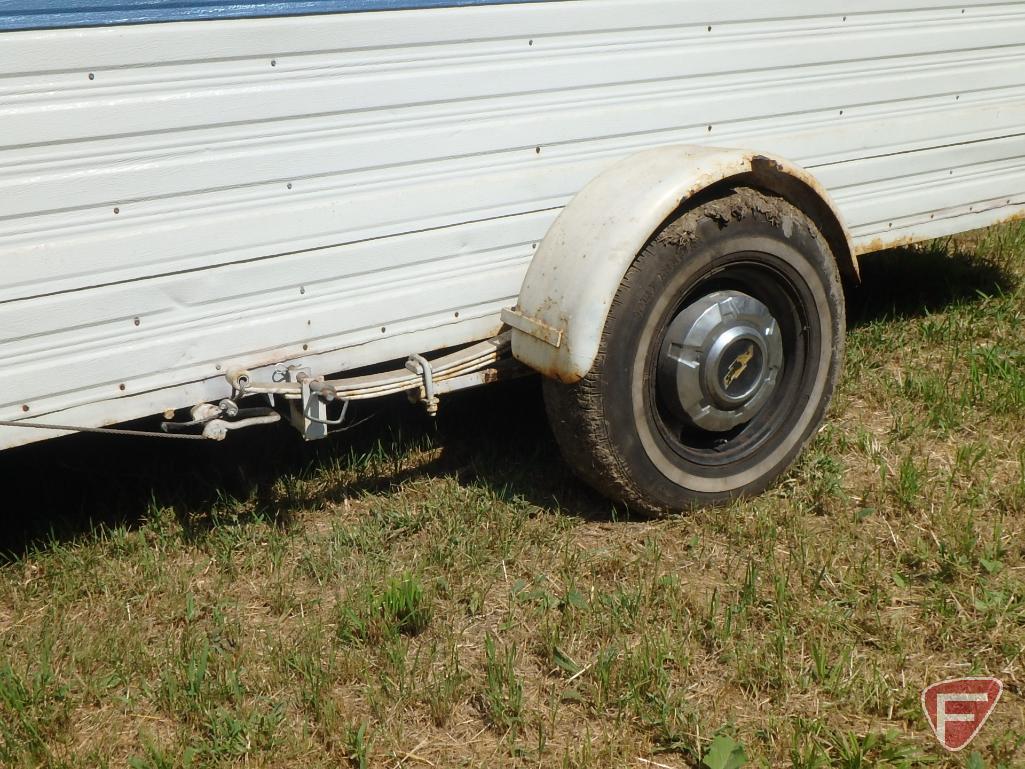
(2, 0, 1024, 447)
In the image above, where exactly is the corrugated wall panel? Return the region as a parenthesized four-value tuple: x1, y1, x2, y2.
(1, 0, 1024, 446)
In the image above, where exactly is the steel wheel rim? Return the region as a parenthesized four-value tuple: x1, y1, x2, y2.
(646, 255, 812, 469)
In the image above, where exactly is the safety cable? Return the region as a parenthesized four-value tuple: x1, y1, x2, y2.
(0, 419, 209, 440)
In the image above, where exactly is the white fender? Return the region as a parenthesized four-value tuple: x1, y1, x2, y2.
(502, 145, 854, 383)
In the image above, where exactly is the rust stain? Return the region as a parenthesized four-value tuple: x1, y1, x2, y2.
(854, 206, 1025, 256)
(531, 357, 582, 385)
(854, 234, 920, 256)
(996, 207, 1025, 227)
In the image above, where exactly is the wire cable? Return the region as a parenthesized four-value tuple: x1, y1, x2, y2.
(0, 419, 209, 440)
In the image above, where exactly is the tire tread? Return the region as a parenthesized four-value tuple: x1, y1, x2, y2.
(543, 186, 844, 515)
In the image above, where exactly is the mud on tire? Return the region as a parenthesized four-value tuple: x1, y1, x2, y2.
(543, 187, 846, 515)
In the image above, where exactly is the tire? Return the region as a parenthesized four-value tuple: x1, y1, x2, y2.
(543, 187, 846, 515)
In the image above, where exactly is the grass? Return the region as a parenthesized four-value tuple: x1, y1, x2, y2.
(1, 222, 1025, 767)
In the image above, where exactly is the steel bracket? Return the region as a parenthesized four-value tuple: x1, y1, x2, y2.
(405, 353, 439, 416)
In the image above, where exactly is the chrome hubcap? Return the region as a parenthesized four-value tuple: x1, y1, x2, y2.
(657, 290, 783, 432)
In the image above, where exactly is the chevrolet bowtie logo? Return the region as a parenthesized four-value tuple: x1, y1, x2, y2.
(723, 344, 755, 390)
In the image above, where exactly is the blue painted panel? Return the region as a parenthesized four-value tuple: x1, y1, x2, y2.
(0, 0, 550, 31)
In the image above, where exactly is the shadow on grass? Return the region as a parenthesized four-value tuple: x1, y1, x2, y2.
(0, 377, 611, 559)
(0, 236, 1016, 557)
(847, 238, 1016, 326)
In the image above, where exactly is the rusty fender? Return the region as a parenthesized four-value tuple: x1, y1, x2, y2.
(502, 145, 855, 384)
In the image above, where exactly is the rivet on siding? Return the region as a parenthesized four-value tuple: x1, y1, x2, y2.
(303, 344, 308, 351)
(381, 327, 387, 333)
(707, 125, 713, 132)
(113, 207, 120, 214)
(215, 363, 222, 371)
(21, 405, 29, 412)
(287, 182, 293, 190)
(119, 384, 126, 391)
(271, 59, 277, 67)
(299, 286, 306, 295)
(707, 25, 712, 32)
(88, 72, 95, 80)
(454, 311, 460, 318)
(528, 40, 533, 46)
(133, 317, 141, 326)
(535, 146, 541, 154)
